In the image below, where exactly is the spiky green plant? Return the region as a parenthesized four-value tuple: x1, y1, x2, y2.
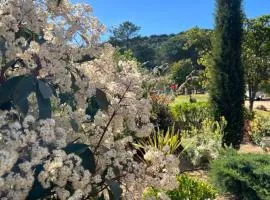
(133, 127, 182, 155)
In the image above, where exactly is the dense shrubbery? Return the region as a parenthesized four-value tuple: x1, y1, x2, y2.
(210, 152, 270, 200)
(150, 94, 174, 131)
(143, 175, 218, 200)
(169, 101, 210, 129)
(249, 113, 270, 147)
(0, 1, 181, 199)
(181, 118, 225, 166)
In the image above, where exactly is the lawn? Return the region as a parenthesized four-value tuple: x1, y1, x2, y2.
(174, 94, 270, 114)
(173, 94, 209, 104)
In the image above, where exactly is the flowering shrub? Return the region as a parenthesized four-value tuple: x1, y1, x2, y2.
(249, 113, 270, 147)
(181, 118, 226, 166)
(0, 111, 93, 199)
(0, 0, 180, 199)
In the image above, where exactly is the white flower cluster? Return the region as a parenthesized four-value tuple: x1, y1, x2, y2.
(0, 0, 180, 199)
(78, 44, 153, 142)
(0, 110, 179, 199)
(0, 110, 94, 199)
(0, 0, 104, 91)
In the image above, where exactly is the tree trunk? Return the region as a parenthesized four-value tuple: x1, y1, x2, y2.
(248, 83, 257, 112)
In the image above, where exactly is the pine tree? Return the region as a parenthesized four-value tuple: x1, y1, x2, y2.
(210, 0, 245, 148)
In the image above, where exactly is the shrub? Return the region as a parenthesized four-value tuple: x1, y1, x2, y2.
(0, 0, 181, 198)
(210, 152, 270, 200)
(169, 101, 210, 130)
(133, 126, 182, 155)
(243, 107, 255, 120)
(150, 94, 174, 131)
(249, 113, 270, 147)
(143, 175, 218, 200)
(181, 118, 225, 166)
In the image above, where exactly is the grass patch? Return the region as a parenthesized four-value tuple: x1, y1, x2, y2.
(172, 94, 209, 105)
(254, 109, 270, 118)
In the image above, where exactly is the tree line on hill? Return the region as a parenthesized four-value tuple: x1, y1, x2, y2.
(108, 16, 270, 112)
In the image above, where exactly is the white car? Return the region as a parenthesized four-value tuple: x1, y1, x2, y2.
(245, 91, 265, 100)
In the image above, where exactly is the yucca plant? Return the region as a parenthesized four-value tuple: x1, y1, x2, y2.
(133, 126, 182, 155)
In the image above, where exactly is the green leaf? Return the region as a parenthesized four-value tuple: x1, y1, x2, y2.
(14, 76, 35, 101)
(59, 92, 77, 111)
(0, 76, 24, 105)
(38, 80, 52, 99)
(63, 143, 96, 173)
(106, 180, 122, 200)
(85, 96, 100, 120)
(70, 118, 79, 132)
(36, 89, 52, 119)
(96, 88, 109, 111)
(16, 98, 29, 115)
(97, 194, 106, 200)
(13, 76, 35, 115)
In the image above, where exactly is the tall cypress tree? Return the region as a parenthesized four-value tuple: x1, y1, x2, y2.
(210, 0, 245, 148)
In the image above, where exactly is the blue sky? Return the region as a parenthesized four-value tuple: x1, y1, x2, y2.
(74, 0, 269, 37)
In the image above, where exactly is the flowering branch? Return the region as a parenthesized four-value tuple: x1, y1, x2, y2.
(94, 81, 132, 154)
(31, 54, 42, 77)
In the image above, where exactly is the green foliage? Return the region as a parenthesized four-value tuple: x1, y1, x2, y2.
(210, 152, 270, 200)
(109, 21, 141, 50)
(95, 88, 110, 112)
(169, 101, 210, 129)
(170, 58, 204, 93)
(167, 175, 218, 200)
(109, 25, 212, 70)
(143, 175, 218, 200)
(181, 118, 225, 166)
(106, 180, 122, 200)
(243, 15, 270, 111)
(243, 107, 255, 120)
(210, 0, 245, 148)
(114, 49, 138, 62)
(249, 113, 270, 147)
(171, 59, 193, 85)
(142, 187, 159, 200)
(150, 94, 173, 131)
(133, 126, 182, 155)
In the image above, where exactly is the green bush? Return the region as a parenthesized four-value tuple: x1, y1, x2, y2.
(210, 152, 270, 200)
(250, 113, 270, 147)
(181, 118, 225, 166)
(143, 175, 218, 200)
(169, 101, 210, 130)
(150, 94, 174, 131)
(243, 107, 255, 120)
